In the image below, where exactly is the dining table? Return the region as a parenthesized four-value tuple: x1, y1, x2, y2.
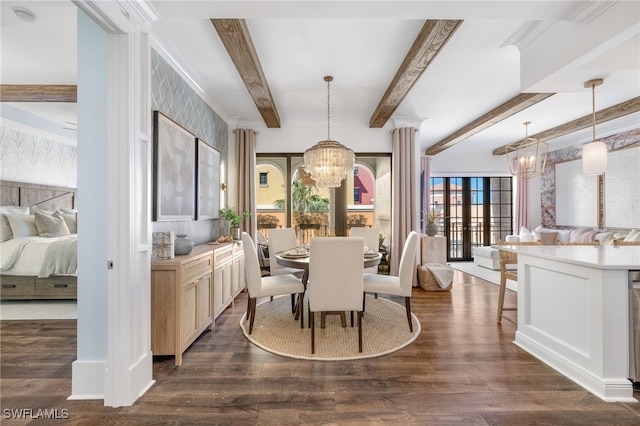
(274, 248, 383, 325)
(274, 249, 383, 286)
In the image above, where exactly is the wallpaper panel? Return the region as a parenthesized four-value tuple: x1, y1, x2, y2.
(0, 126, 77, 188)
(150, 49, 229, 245)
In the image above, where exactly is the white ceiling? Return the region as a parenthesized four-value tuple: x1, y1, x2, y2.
(1, 0, 639, 155)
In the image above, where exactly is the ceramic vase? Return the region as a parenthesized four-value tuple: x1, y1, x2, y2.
(426, 223, 439, 237)
(174, 234, 194, 255)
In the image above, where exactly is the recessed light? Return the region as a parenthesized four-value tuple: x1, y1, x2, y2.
(12, 6, 37, 24)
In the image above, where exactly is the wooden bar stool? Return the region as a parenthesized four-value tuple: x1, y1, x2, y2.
(496, 240, 541, 323)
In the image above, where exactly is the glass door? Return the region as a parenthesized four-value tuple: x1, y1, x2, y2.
(429, 177, 513, 261)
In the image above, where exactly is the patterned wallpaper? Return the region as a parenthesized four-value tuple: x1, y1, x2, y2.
(0, 126, 77, 188)
(541, 128, 640, 228)
(151, 49, 230, 244)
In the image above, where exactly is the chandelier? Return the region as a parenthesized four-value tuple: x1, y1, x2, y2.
(505, 121, 548, 178)
(304, 76, 355, 188)
(582, 78, 606, 175)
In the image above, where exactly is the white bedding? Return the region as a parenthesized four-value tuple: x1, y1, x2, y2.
(0, 234, 77, 278)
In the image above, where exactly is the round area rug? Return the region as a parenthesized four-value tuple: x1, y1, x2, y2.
(240, 295, 421, 361)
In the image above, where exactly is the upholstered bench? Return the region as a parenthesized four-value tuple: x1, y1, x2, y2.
(472, 246, 500, 270)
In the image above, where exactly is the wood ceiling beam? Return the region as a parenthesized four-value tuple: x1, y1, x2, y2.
(211, 19, 281, 128)
(0, 85, 77, 102)
(425, 92, 554, 155)
(369, 20, 462, 128)
(492, 96, 640, 155)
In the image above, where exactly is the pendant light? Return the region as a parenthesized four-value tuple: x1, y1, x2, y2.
(505, 121, 548, 178)
(304, 76, 355, 188)
(582, 78, 606, 175)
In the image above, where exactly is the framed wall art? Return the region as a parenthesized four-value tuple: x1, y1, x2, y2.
(153, 111, 196, 221)
(605, 145, 640, 228)
(554, 158, 598, 228)
(196, 138, 221, 220)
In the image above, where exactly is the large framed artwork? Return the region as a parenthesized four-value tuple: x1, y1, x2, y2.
(554, 158, 598, 227)
(605, 145, 640, 228)
(196, 138, 221, 220)
(153, 111, 196, 221)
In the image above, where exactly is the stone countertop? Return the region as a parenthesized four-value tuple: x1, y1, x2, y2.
(500, 244, 640, 270)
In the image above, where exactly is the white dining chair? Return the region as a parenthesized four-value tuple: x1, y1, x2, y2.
(349, 227, 379, 274)
(363, 231, 418, 332)
(268, 228, 305, 278)
(241, 232, 305, 334)
(308, 237, 365, 354)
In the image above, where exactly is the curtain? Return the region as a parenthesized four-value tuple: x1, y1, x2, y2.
(421, 156, 431, 234)
(515, 176, 528, 231)
(391, 127, 418, 280)
(235, 128, 257, 239)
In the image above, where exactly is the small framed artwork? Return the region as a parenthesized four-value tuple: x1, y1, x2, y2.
(196, 138, 221, 220)
(153, 111, 196, 221)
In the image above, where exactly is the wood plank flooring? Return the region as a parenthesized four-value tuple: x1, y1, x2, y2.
(2, 271, 640, 424)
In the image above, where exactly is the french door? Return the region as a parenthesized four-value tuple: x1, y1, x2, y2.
(428, 177, 513, 261)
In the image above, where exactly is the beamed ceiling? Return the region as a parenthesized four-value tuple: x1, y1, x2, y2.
(1, 1, 639, 155)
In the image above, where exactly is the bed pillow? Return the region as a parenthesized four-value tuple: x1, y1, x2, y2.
(0, 205, 29, 215)
(34, 211, 70, 238)
(7, 214, 38, 238)
(57, 211, 77, 234)
(0, 215, 12, 242)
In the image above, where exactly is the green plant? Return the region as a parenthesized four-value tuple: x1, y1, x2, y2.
(274, 180, 329, 226)
(219, 206, 251, 227)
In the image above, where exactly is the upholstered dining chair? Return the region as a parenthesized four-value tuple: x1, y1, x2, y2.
(308, 237, 365, 354)
(496, 240, 541, 322)
(241, 232, 305, 334)
(268, 228, 305, 278)
(362, 231, 418, 332)
(268, 227, 305, 312)
(350, 227, 380, 274)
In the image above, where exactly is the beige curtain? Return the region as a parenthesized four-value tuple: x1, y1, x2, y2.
(421, 156, 431, 235)
(234, 128, 257, 239)
(391, 127, 418, 280)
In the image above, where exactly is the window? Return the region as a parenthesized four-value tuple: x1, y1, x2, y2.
(354, 187, 360, 202)
(353, 166, 359, 176)
(259, 172, 268, 187)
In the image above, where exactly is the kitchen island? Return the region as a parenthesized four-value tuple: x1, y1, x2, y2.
(501, 244, 640, 402)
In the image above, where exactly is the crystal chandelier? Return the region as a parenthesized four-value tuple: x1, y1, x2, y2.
(304, 76, 355, 188)
(505, 121, 548, 178)
(582, 78, 607, 175)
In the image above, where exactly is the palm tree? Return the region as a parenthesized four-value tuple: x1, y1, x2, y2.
(273, 181, 329, 226)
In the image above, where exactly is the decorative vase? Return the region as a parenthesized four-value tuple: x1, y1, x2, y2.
(426, 223, 439, 237)
(230, 226, 241, 240)
(174, 234, 194, 255)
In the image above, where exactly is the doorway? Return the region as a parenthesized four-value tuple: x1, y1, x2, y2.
(428, 177, 513, 261)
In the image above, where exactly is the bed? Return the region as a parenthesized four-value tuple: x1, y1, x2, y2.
(0, 181, 78, 300)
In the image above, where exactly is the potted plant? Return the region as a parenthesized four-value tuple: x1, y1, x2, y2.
(274, 180, 329, 230)
(346, 213, 367, 229)
(424, 209, 443, 237)
(219, 206, 251, 240)
(257, 213, 279, 229)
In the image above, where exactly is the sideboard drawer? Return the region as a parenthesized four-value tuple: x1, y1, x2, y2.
(182, 255, 213, 284)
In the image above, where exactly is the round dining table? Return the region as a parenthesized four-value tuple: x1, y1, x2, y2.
(274, 251, 382, 286)
(275, 251, 383, 325)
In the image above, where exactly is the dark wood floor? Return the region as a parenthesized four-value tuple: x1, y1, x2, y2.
(2, 270, 640, 425)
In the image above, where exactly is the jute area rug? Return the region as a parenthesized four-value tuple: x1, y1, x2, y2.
(240, 295, 421, 361)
